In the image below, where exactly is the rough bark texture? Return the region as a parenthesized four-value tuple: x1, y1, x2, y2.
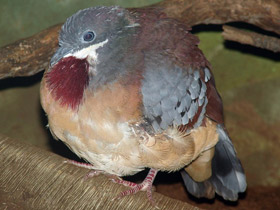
(0, 24, 60, 79)
(0, 0, 280, 79)
(0, 134, 200, 210)
(156, 0, 280, 35)
(222, 25, 280, 53)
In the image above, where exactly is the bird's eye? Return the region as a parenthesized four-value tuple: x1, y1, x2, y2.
(83, 31, 95, 42)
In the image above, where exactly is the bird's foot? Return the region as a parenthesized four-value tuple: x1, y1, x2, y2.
(65, 160, 159, 207)
(111, 169, 159, 208)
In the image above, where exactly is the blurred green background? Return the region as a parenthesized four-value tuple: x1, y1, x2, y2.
(0, 0, 160, 46)
(1, 0, 280, 209)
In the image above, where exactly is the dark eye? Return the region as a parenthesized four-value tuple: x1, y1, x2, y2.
(83, 31, 95, 42)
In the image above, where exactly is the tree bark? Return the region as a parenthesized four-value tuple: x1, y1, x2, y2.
(222, 25, 280, 53)
(0, 24, 60, 79)
(156, 0, 280, 35)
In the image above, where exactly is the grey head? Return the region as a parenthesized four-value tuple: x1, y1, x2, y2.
(50, 6, 139, 67)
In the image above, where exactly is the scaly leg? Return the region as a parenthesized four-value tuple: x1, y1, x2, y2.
(64, 160, 107, 179)
(112, 169, 158, 206)
(64, 159, 94, 169)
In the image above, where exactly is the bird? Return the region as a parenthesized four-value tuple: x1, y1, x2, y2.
(40, 6, 247, 205)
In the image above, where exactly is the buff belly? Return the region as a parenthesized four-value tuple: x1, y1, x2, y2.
(41, 78, 219, 177)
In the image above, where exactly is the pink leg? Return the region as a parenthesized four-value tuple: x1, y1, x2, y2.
(64, 160, 95, 169)
(64, 160, 105, 179)
(112, 169, 158, 206)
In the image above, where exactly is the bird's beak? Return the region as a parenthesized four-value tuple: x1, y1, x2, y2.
(50, 47, 73, 67)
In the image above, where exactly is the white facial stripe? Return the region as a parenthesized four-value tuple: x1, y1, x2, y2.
(125, 23, 140, 28)
(64, 39, 108, 60)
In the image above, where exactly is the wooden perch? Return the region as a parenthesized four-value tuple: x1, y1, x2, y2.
(0, 0, 280, 79)
(222, 25, 280, 53)
(0, 24, 61, 79)
(0, 134, 200, 210)
(156, 0, 280, 35)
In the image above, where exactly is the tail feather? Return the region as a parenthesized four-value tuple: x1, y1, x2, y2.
(181, 124, 247, 201)
(180, 171, 215, 199)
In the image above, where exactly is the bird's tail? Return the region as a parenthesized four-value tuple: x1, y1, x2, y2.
(181, 124, 247, 201)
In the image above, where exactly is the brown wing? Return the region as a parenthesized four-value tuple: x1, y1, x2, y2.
(205, 73, 224, 124)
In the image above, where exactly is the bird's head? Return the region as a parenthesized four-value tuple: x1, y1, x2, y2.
(45, 6, 140, 110)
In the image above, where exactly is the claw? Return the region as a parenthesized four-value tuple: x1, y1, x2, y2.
(112, 169, 159, 207)
(84, 170, 104, 180)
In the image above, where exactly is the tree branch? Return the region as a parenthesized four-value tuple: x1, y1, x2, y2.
(0, 134, 200, 210)
(156, 0, 280, 35)
(222, 25, 280, 53)
(0, 24, 61, 79)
